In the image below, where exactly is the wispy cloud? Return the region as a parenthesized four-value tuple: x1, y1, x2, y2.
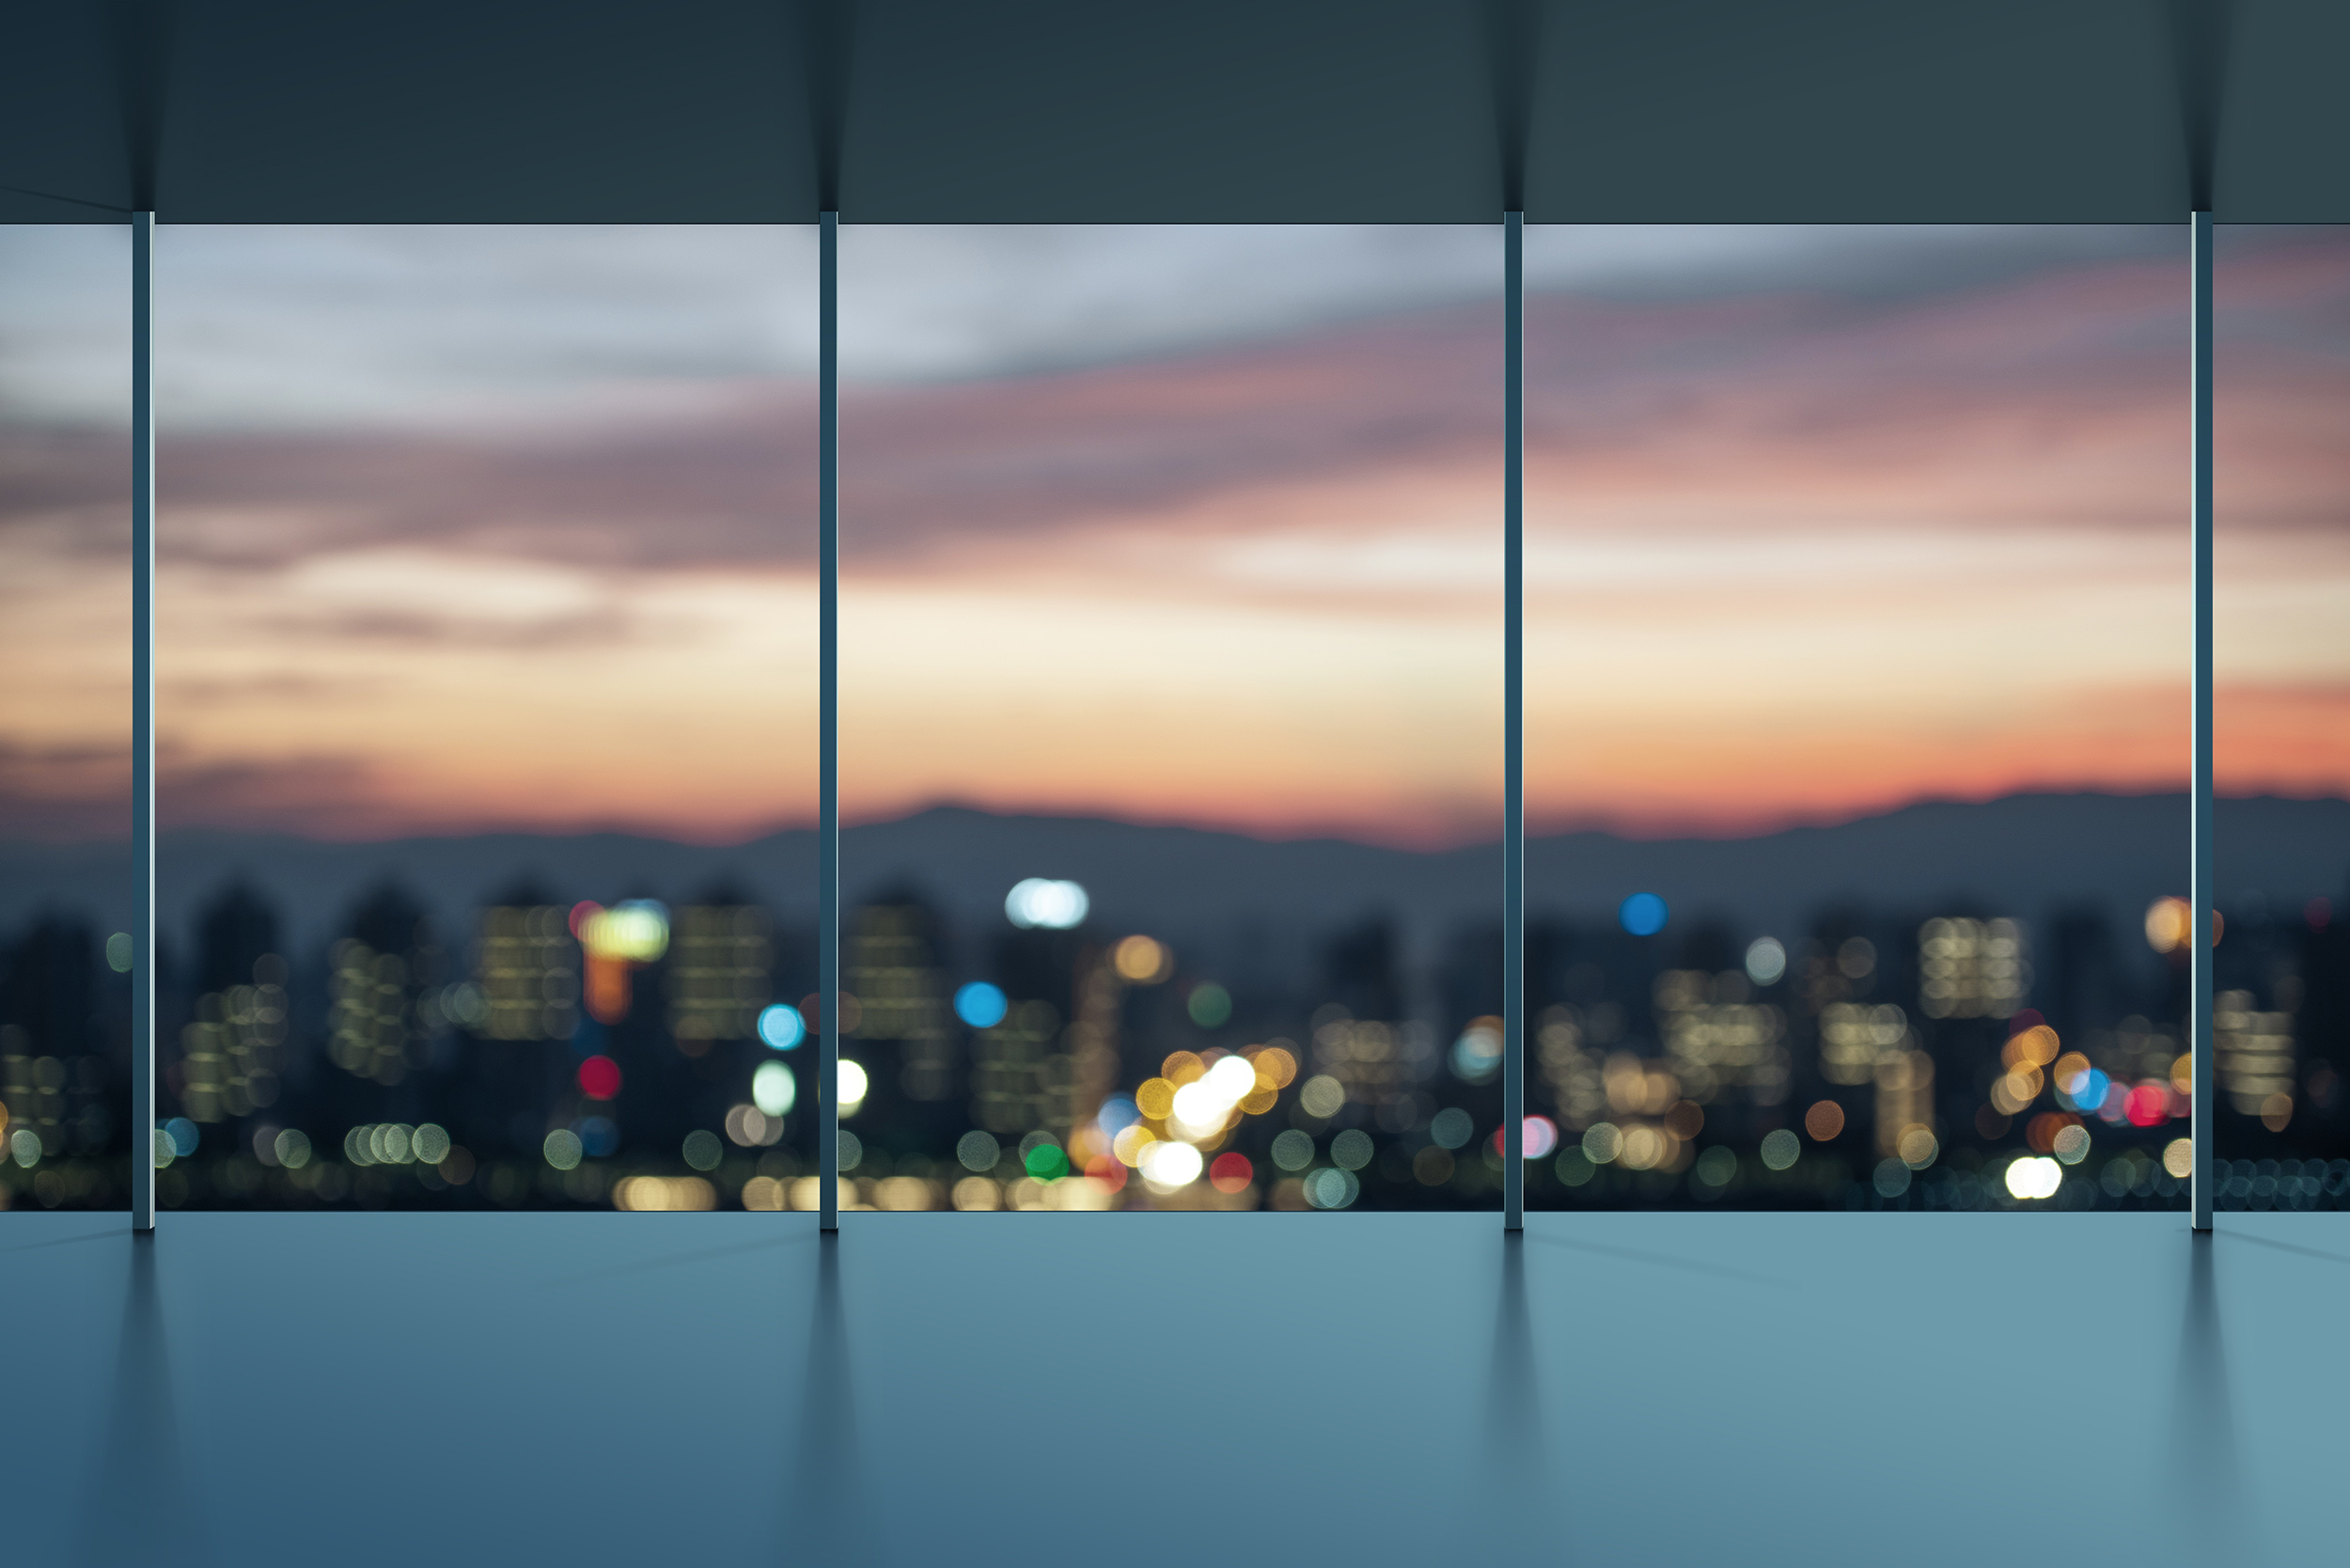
(0, 739, 128, 840)
(3, 224, 2346, 845)
(155, 752, 391, 836)
(0, 223, 2190, 431)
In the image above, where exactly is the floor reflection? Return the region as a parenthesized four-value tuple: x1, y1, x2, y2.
(73, 1239, 212, 1568)
(1482, 1234, 1544, 1521)
(2170, 1233, 2255, 1567)
(791, 1234, 874, 1565)
(1527, 1229, 1786, 1289)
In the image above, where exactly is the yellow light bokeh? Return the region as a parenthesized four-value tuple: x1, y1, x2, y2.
(1112, 934, 1172, 984)
(1249, 1045, 1298, 1089)
(951, 1176, 1001, 1211)
(2007, 1026, 2060, 1068)
(1135, 1077, 1175, 1120)
(2144, 898, 2222, 953)
(612, 1175, 716, 1212)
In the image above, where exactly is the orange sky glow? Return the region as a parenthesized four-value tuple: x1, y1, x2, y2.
(2, 227, 2345, 847)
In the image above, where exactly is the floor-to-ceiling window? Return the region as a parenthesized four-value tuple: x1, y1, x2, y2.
(1521, 225, 2253, 1212)
(836, 224, 1504, 1212)
(2211, 224, 2350, 1211)
(3, 223, 822, 1211)
(0, 224, 133, 1207)
(7, 219, 2345, 1215)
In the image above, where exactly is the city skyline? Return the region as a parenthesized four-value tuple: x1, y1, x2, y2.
(2, 224, 2347, 846)
(5, 833, 2340, 1218)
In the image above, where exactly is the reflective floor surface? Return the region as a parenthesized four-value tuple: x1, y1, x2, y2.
(1, 1209, 2337, 1566)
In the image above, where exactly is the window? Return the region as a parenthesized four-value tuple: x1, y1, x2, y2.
(838, 225, 1501, 1212)
(1523, 226, 2271, 1210)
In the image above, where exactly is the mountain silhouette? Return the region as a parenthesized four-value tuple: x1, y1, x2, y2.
(5, 792, 2346, 960)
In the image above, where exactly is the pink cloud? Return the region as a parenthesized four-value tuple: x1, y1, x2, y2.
(6, 230, 2349, 844)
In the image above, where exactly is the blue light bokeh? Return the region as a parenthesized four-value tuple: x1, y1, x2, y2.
(955, 981, 1010, 1028)
(757, 1003, 806, 1050)
(1620, 892, 1668, 936)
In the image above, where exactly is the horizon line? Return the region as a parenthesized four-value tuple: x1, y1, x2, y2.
(14, 785, 2348, 857)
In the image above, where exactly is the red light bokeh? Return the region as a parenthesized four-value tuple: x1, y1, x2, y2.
(578, 1055, 622, 1100)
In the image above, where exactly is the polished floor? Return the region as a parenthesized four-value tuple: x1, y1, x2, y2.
(2, 1208, 2336, 1567)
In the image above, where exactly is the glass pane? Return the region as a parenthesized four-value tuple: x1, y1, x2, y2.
(1526, 225, 2205, 1211)
(2213, 224, 2350, 1211)
(840, 224, 1502, 1211)
(136, 224, 817, 1209)
(0, 224, 133, 1210)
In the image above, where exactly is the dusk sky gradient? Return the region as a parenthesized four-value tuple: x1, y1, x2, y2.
(0, 224, 2344, 846)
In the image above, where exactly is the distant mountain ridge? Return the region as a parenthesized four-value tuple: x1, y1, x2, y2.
(4, 792, 2347, 960)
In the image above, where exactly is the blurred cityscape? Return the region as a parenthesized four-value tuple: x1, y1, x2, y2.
(6, 225, 2349, 1225)
(6, 806, 2349, 1216)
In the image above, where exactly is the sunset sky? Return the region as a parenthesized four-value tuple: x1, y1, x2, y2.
(0, 223, 2344, 847)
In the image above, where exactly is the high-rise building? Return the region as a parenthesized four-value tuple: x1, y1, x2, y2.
(1911, 915, 2027, 1155)
(1816, 997, 1934, 1159)
(474, 886, 578, 1043)
(1066, 947, 1125, 1148)
(847, 898, 952, 1102)
(667, 895, 771, 1054)
(1308, 1012, 1423, 1132)
(1817, 1000, 1909, 1088)
(1918, 917, 2029, 1020)
(969, 999, 1069, 1140)
(328, 884, 437, 1087)
(1310, 919, 1424, 1134)
(973, 922, 1083, 1147)
(178, 882, 290, 1123)
(2295, 909, 2350, 1143)
(2215, 988, 2295, 1130)
(2044, 906, 2125, 1047)
(0, 916, 113, 1160)
(1653, 967, 1790, 1111)
(1534, 1005, 1605, 1131)
(1872, 1046, 1935, 1162)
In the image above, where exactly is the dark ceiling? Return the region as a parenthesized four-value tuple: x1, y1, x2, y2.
(0, 0, 2333, 224)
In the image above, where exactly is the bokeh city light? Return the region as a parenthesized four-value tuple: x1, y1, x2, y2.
(4, 224, 2349, 1226)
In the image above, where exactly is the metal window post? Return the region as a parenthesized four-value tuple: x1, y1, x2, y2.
(2190, 211, 2215, 1233)
(131, 211, 157, 1233)
(819, 211, 841, 1232)
(1503, 212, 1525, 1231)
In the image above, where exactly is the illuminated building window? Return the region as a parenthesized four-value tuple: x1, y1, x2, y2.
(668, 904, 772, 1047)
(1917, 917, 2029, 1019)
(1067, 956, 1123, 1145)
(1818, 999, 1934, 1159)
(1535, 1006, 1604, 1130)
(1819, 1001, 1910, 1087)
(1653, 969, 1790, 1107)
(1872, 1049, 1935, 1162)
(2216, 989, 2295, 1128)
(180, 958, 290, 1121)
(328, 940, 423, 1085)
(1310, 1012, 1426, 1131)
(846, 902, 952, 1100)
(477, 905, 578, 1042)
(1583, 1050, 1700, 1174)
(2107, 1014, 2186, 1099)
(970, 1000, 1070, 1138)
(0, 1027, 84, 1158)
